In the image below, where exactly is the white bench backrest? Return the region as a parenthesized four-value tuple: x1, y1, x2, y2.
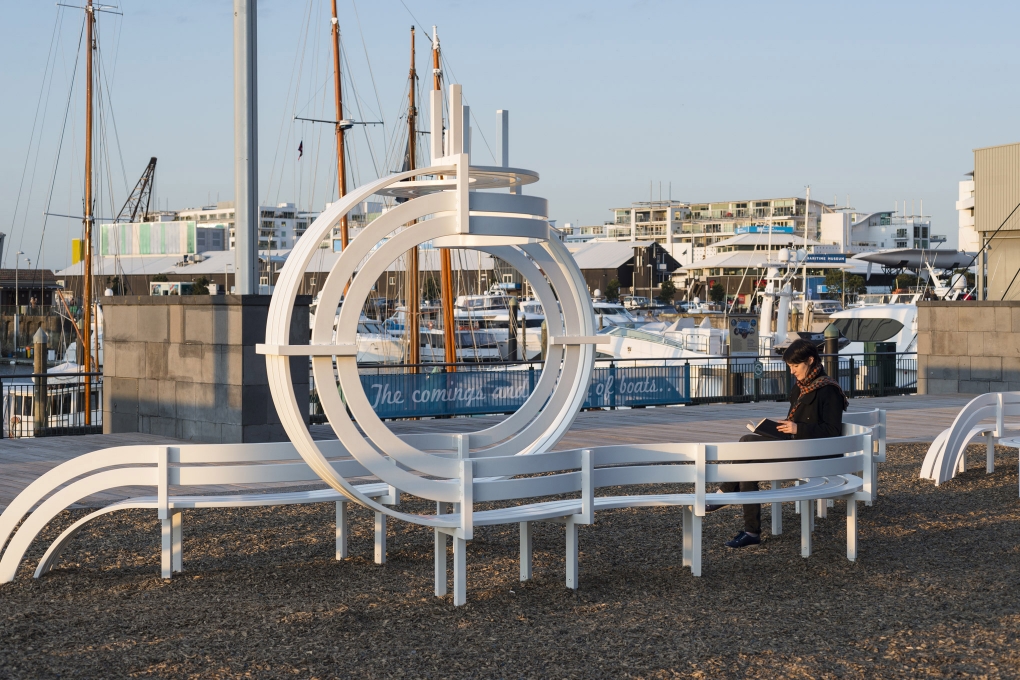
(926, 392, 1020, 483)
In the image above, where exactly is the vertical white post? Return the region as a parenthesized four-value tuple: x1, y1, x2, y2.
(682, 507, 693, 567)
(434, 530, 448, 596)
(816, 498, 827, 519)
(161, 519, 172, 579)
(430, 90, 444, 161)
(448, 85, 463, 155)
(453, 536, 467, 606)
(800, 500, 812, 557)
(846, 499, 858, 561)
(336, 501, 348, 560)
(987, 432, 996, 474)
(233, 0, 258, 294)
(519, 522, 533, 581)
(462, 105, 471, 156)
(690, 514, 702, 577)
(565, 520, 579, 590)
(171, 511, 183, 573)
(771, 481, 782, 535)
(374, 512, 386, 564)
(498, 110, 509, 168)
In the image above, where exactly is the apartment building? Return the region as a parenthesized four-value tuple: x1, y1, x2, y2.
(819, 210, 943, 253)
(177, 201, 310, 251)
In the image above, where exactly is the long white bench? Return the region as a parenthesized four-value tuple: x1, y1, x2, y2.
(0, 440, 396, 582)
(921, 392, 1020, 485)
(427, 422, 874, 604)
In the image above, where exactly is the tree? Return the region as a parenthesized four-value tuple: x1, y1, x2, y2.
(894, 273, 920, 291)
(604, 279, 620, 302)
(823, 270, 866, 302)
(657, 279, 676, 304)
(151, 273, 168, 283)
(192, 276, 210, 295)
(422, 277, 441, 303)
(709, 282, 725, 303)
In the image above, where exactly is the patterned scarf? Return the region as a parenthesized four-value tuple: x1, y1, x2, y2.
(787, 362, 848, 419)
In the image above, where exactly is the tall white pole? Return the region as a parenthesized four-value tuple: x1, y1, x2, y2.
(233, 0, 258, 295)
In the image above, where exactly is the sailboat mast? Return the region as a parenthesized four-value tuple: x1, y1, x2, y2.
(330, 0, 349, 250)
(83, 0, 95, 424)
(406, 27, 420, 369)
(433, 27, 457, 369)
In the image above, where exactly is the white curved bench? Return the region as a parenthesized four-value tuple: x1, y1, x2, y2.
(426, 423, 874, 603)
(0, 440, 396, 583)
(920, 392, 1020, 485)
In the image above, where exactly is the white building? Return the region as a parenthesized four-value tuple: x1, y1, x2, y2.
(819, 210, 943, 253)
(177, 202, 313, 251)
(956, 173, 979, 252)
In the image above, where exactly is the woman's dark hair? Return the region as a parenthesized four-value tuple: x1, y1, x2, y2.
(783, 338, 821, 366)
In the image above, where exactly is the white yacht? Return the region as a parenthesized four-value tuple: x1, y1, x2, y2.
(592, 301, 642, 329)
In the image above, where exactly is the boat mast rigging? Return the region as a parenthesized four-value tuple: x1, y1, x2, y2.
(433, 27, 457, 370)
(82, 0, 95, 424)
(330, 0, 349, 253)
(405, 26, 420, 370)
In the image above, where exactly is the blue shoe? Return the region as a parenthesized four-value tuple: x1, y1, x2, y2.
(725, 531, 760, 548)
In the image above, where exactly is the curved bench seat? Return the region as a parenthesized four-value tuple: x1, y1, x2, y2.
(921, 392, 1020, 485)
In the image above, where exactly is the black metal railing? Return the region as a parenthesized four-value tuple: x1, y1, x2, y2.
(309, 352, 917, 421)
(2, 372, 103, 438)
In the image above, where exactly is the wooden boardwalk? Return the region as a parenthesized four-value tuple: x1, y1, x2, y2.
(0, 393, 975, 509)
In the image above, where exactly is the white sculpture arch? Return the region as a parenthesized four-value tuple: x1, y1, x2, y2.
(256, 86, 600, 532)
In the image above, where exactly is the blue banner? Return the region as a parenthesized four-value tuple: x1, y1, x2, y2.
(354, 365, 692, 419)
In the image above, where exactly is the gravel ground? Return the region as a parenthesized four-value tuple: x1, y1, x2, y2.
(2, 442, 1020, 679)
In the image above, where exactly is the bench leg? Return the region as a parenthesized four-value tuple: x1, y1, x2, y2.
(374, 512, 386, 565)
(690, 513, 702, 577)
(565, 520, 579, 590)
(335, 502, 348, 560)
(816, 499, 826, 519)
(800, 500, 812, 558)
(682, 507, 693, 567)
(434, 530, 448, 597)
(958, 449, 967, 474)
(771, 482, 782, 536)
(867, 461, 876, 506)
(160, 518, 172, 579)
(520, 522, 533, 581)
(171, 511, 183, 573)
(453, 536, 467, 606)
(987, 433, 995, 474)
(846, 499, 857, 561)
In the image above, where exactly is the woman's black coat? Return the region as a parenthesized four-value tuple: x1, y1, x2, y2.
(788, 383, 845, 440)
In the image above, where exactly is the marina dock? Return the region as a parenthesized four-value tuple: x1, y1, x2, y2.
(0, 392, 973, 510)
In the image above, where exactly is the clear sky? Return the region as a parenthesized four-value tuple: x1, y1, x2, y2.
(2, 0, 1018, 271)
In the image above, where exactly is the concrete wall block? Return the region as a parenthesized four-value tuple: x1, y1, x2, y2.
(147, 416, 178, 439)
(958, 306, 994, 332)
(201, 382, 243, 425)
(241, 305, 270, 346)
(968, 332, 984, 357)
(916, 307, 930, 332)
(957, 355, 971, 381)
(931, 332, 962, 356)
(1003, 357, 1020, 383)
(1012, 307, 1020, 333)
(989, 381, 1010, 392)
(157, 380, 177, 419)
(115, 341, 147, 379)
(168, 342, 205, 382)
(220, 422, 243, 443)
(108, 411, 139, 434)
(145, 342, 169, 380)
(241, 383, 273, 426)
(995, 307, 1013, 332)
(169, 305, 184, 344)
(107, 377, 139, 415)
(959, 380, 991, 394)
(103, 305, 138, 342)
(932, 306, 959, 333)
(926, 378, 960, 394)
(135, 305, 170, 343)
(241, 423, 274, 443)
(916, 332, 932, 356)
(103, 341, 117, 377)
(917, 377, 927, 395)
(138, 379, 160, 417)
(183, 306, 222, 344)
(970, 355, 1001, 381)
(242, 345, 269, 386)
(984, 331, 1020, 357)
(174, 381, 200, 421)
(201, 344, 240, 388)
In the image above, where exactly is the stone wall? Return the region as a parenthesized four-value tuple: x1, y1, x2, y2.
(102, 295, 310, 442)
(917, 301, 1020, 394)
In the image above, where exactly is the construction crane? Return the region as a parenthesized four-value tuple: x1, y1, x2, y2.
(115, 157, 157, 223)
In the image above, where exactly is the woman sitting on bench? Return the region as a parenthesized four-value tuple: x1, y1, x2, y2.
(709, 338, 849, 548)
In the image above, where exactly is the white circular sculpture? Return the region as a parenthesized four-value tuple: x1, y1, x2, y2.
(257, 85, 599, 532)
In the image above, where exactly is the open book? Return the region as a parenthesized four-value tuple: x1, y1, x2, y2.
(746, 418, 786, 439)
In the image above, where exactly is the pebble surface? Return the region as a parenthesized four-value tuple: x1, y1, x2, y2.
(1, 442, 1019, 678)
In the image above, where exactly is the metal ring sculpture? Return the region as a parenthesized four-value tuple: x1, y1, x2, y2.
(258, 90, 598, 532)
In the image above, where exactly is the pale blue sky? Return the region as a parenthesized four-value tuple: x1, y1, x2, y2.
(2, 0, 1018, 270)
